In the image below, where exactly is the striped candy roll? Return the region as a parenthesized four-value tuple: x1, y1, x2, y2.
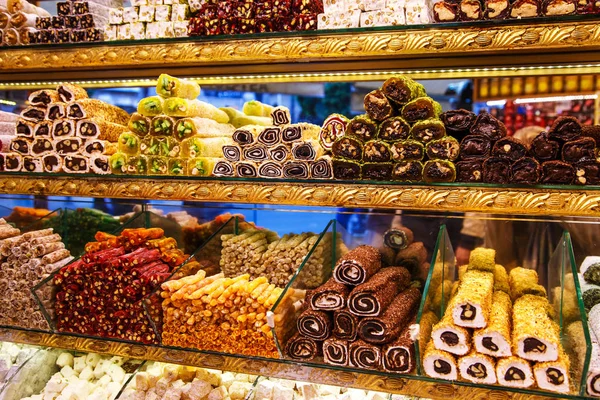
(21, 156, 42, 172)
(308, 277, 349, 311)
(257, 162, 283, 179)
(310, 156, 333, 179)
(297, 309, 332, 341)
(232, 126, 261, 146)
(46, 103, 66, 120)
(269, 144, 291, 163)
(222, 145, 242, 162)
(423, 341, 458, 381)
(333, 245, 382, 286)
(496, 356, 535, 388)
(382, 316, 416, 373)
(282, 124, 303, 143)
(348, 267, 411, 317)
(243, 144, 269, 162)
(283, 161, 309, 179)
(291, 140, 323, 161)
(257, 127, 282, 146)
(271, 106, 291, 126)
(212, 160, 234, 177)
(28, 89, 59, 107)
(42, 154, 62, 173)
(285, 333, 321, 361)
(323, 338, 350, 367)
(349, 339, 381, 370)
(235, 161, 258, 178)
(57, 83, 88, 103)
(333, 309, 358, 341)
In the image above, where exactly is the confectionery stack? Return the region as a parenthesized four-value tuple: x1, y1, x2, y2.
(6, 84, 128, 174)
(31, 0, 117, 44)
(159, 268, 298, 357)
(215, 101, 328, 179)
(51, 227, 188, 343)
(106, 0, 189, 40)
(451, 112, 600, 185)
(0, 110, 18, 170)
(120, 362, 255, 400)
(188, 0, 322, 37)
(321, 75, 458, 182)
(422, 248, 572, 394)
(285, 244, 423, 373)
(0, 222, 74, 330)
(110, 74, 235, 176)
(252, 377, 391, 400)
(1, 0, 50, 45)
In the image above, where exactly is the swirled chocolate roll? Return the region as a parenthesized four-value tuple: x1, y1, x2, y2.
(42, 154, 62, 173)
(257, 127, 282, 147)
(423, 160, 456, 183)
(243, 144, 270, 162)
(236, 161, 258, 178)
(582, 125, 600, 146)
(364, 89, 396, 122)
(334, 309, 358, 341)
(459, 350, 497, 384)
(574, 161, 600, 185)
(363, 140, 392, 163)
(332, 159, 361, 180)
(442, 109, 476, 135)
(543, 0, 576, 14)
(470, 112, 507, 141)
(297, 309, 332, 341)
(285, 333, 322, 361)
(212, 160, 235, 177)
(492, 137, 528, 161)
(332, 137, 363, 161)
(497, 356, 535, 388)
(309, 277, 350, 311)
(271, 106, 291, 126)
(391, 140, 424, 162)
(383, 227, 414, 250)
(258, 161, 283, 178)
(362, 163, 393, 181)
(395, 242, 428, 273)
(323, 338, 350, 367)
(410, 118, 446, 144)
(485, 0, 510, 18)
(510, 0, 540, 17)
(423, 341, 458, 380)
(378, 116, 411, 142)
(549, 115, 582, 142)
(530, 132, 560, 161)
(269, 144, 291, 163)
(541, 160, 575, 184)
(292, 140, 323, 161)
(334, 245, 382, 286)
(382, 316, 416, 373)
(401, 97, 442, 124)
(222, 145, 242, 162)
(20, 106, 46, 122)
(346, 114, 378, 142)
(16, 119, 34, 137)
(348, 267, 411, 317)
(483, 157, 511, 184)
(381, 76, 418, 106)
(310, 156, 333, 179)
(460, 135, 492, 159)
(562, 137, 595, 163)
(434, 1, 459, 21)
(233, 126, 259, 146)
(511, 157, 541, 184)
(283, 161, 310, 179)
(392, 161, 423, 182)
(459, 0, 483, 19)
(320, 114, 349, 151)
(456, 160, 483, 182)
(349, 339, 382, 370)
(426, 137, 460, 161)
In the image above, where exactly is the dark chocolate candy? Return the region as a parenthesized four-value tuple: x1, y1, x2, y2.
(482, 337, 499, 351)
(470, 112, 507, 141)
(10, 138, 30, 154)
(574, 161, 600, 185)
(562, 137, 595, 163)
(57, 1, 71, 15)
(79, 14, 95, 28)
(582, 125, 600, 146)
(523, 337, 547, 354)
(16, 121, 32, 136)
(364, 89, 395, 122)
(530, 132, 560, 161)
(392, 161, 423, 182)
(87, 28, 103, 41)
(441, 331, 459, 346)
(467, 363, 488, 379)
(492, 137, 528, 161)
(511, 157, 541, 184)
(55, 29, 70, 43)
(70, 29, 88, 42)
(434, 359, 452, 374)
(423, 160, 456, 183)
(378, 117, 410, 142)
(65, 15, 79, 28)
(334, 310, 358, 341)
(459, 0, 483, 19)
(47, 104, 65, 120)
(541, 160, 575, 184)
(459, 135, 492, 159)
(549, 115, 582, 142)
(483, 157, 511, 184)
(433, 1, 459, 21)
(456, 160, 483, 182)
(485, 0, 510, 18)
(52, 15, 65, 29)
(441, 109, 476, 135)
(72, 1, 90, 14)
(332, 160, 361, 180)
(32, 138, 53, 155)
(505, 367, 526, 381)
(363, 140, 392, 163)
(35, 17, 52, 29)
(362, 163, 393, 181)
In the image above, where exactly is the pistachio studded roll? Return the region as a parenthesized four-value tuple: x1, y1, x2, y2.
(423, 160, 456, 183)
(148, 156, 168, 175)
(509, 267, 547, 301)
(497, 356, 535, 388)
(320, 114, 349, 151)
(182, 137, 232, 158)
(378, 116, 411, 142)
(513, 294, 560, 362)
(164, 98, 229, 123)
(474, 291, 512, 357)
(364, 89, 395, 122)
(187, 157, 218, 177)
(363, 140, 392, 163)
(57, 83, 88, 103)
(431, 312, 472, 356)
(332, 136, 363, 161)
(109, 152, 127, 174)
(323, 338, 350, 367)
(459, 351, 497, 384)
(381, 76, 419, 106)
(150, 115, 175, 136)
(410, 118, 446, 144)
(174, 117, 235, 141)
(450, 270, 493, 328)
(118, 132, 140, 156)
(67, 99, 129, 125)
(423, 341, 458, 381)
(401, 97, 442, 124)
(392, 161, 423, 182)
(128, 113, 151, 137)
(468, 247, 496, 272)
(426, 137, 460, 160)
(346, 114, 378, 142)
(156, 74, 200, 99)
(390, 140, 424, 162)
(285, 333, 321, 361)
(533, 348, 571, 393)
(137, 96, 165, 117)
(28, 89, 59, 107)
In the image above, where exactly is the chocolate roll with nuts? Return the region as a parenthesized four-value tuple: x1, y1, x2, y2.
(332, 137, 363, 161)
(541, 160, 575, 184)
(334, 309, 358, 341)
(485, 0, 510, 18)
(332, 159, 361, 180)
(423, 160, 457, 183)
(456, 160, 483, 182)
(391, 140, 425, 162)
(346, 114, 378, 142)
(562, 137, 595, 163)
(530, 132, 560, 161)
(334, 245, 382, 286)
(392, 161, 423, 182)
(549, 115, 582, 142)
(285, 333, 322, 361)
(483, 157, 511, 184)
(492, 137, 528, 161)
(362, 163, 393, 181)
(309, 278, 350, 311)
(381, 76, 419, 106)
(401, 97, 443, 124)
(460, 0, 483, 19)
(470, 112, 507, 141)
(582, 125, 600, 146)
(363, 140, 392, 162)
(410, 118, 446, 144)
(364, 89, 395, 122)
(442, 109, 477, 135)
(378, 116, 411, 142)
(574, 161, 600, 185)
(426, 137, 460, 161)
(511, 157, 541, 184)
(348, 267, 411, 317)
(434, 1, 459, 21)
(510, 0, 540, 17)
(460, 135, 492, 159)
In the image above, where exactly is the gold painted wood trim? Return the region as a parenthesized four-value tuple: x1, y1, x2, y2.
(0, 328, 572, 400)
(1, 20, 600, 73)
(1, 174, 600, 217)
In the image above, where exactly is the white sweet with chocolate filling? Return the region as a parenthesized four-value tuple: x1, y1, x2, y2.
(496, 356, 535, 388)
(513, 295, 560, 363)
(533, 350, 570, 393)
(431, 314, 472, 356)
(458, 351, 497, 384)
(423, 342, 458, 381)
(451, 270, 493, 329)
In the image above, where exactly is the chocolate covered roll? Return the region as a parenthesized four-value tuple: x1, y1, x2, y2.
(483, 157, 511, 184)
(332, 159, 361, 180)
(378, 116, 411, 142)
(212, 160, 235, 177)
(232, 127, 258, 146)
(332, 137, 363, 161)
(460, 135, 492, 159)
(459, 0, 483, 20)
(283, 161, 310, 179)
(363, 140, 392, 163)
(257, 127, 282, 147)
(285, 333, 321, 361)
(292, 140, 322, 161)
(562, 137, 595, 163)
(381, 76, 420, 106)
(236, 161, 258, 178)
(22, 156, 42, 172)
(269, 144, 291, 162)
(511, 157, 541, 184)
(28, 89, 59, 107)
(56, 138, 82, 155)
(258, 162, 283, 178)
(510, 0, 540, 17)
(320, 114, 349, 151)
(401, 97, 442, 124)
(543, 0, 576, 14)
(34, 122, 51, 137)
(310, 156, 333, 179)
(434, 1, 459, 21)
(541, 160, 575, 184)
(309, 277, 350, 311)
(42, 154, 62, 173)
(459, 351, 497, 384)
(442, 109, 476, 135)
(574, 161, 600, 185)
(485, 0, 510, 18)
(456, 160, 483, 182)
(20, 106, 46, 122)
(383, 227, 414, 250)
(364, 89, 395, 122)
(334, 309, 358, 341)
(423, 341, 458, 380)
(334, 245, 382, 286)
(549, 115, 581, 142)
(392, 161, 423, 182)
(362, 163, 393, 181)
(497, 356, 535, 388)
(243, 144, 270, 162)
(582, 125, 600, 146)
(470, 112, 507, 141)
(426, 137, 460, 161)
(323, 338, 350, 367)
(349, 339, 381, 370)
(9, 137, 31, 155)
(31, 137, 53, 156)
(346, 114, 378, 142)
(4, 153, 22, 171)
(52, 120, 74, 138)
(423, 160, 456, 183)
(391, 140, 424, 162)
(63, 155, 89, 173)
(297, 309, 332, 341)
(222, 145, 242, 162)
(530, 132, 560, 161)
(16, 119, 34, 137)
(410, 118, 446, 144)
(348, 267, 411, 317)
(382, 317, 416, 373)
(492, 137, 528, 161)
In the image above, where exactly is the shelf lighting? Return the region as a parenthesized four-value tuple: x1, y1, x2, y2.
(514, 94, 598, 104)
(0, 99, 16, 106)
